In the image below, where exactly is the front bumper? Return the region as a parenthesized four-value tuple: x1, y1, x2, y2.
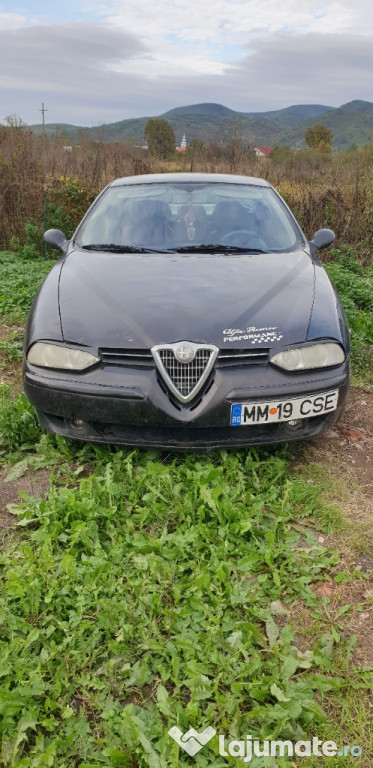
(23, 359, 350, 450)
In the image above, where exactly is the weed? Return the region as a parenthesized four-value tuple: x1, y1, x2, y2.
(323, 249, 373, 381)
(0, 449, 369, 766)
(0, 383, 41, 455)
(0, 339, 23, 367)
(0, 252, 53, 322)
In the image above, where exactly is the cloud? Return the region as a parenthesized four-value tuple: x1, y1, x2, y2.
(0, 22, 148, 123)
(230, 33, 373, 109)
(124, 32, 373, 115)
(0, 6, 372, 126)
(0, 11, 35, 29)
(99, 0, 373, 43)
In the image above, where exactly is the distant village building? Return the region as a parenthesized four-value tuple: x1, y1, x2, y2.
(252, 145, 272, 158)
(176, 134, 188, 152)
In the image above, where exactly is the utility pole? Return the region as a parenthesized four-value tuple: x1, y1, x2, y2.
(39, 103, 48, 257)
(39, 102, 47, 151)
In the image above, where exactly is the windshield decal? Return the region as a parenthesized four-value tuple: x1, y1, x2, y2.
(223, 326, 283, 343)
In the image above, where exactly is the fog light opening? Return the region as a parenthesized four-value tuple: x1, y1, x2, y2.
(287, 418, 304, 431)
(68, 418, 86, 430)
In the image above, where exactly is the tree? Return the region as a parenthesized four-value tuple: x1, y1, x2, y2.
(305, 124, 333, 152)
(270, 145, 293, 163)
(144, 119, 175, 159)
(186, 139, 206, 171)
(225, 135, 245, 173)
(3, 114, 27, 128)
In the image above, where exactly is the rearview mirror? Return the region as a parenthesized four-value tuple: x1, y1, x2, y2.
(309, 228, 335, 256)
(44, 229, 68, 251)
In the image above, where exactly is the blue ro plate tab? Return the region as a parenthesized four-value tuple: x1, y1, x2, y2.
(230, 403, 242, 426)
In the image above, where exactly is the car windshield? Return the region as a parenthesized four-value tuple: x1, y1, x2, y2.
(75, 182, 304, 253)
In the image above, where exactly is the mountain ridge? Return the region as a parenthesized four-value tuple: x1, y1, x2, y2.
(30, 100, 373, 150)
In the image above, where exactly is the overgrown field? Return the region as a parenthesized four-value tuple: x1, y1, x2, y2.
(2, 121, 373, 261)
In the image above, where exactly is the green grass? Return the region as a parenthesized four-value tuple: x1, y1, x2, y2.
(0, 252, 54, 323)
(0, 384, 42, 457)
(324, 247, 373, 382)
(0, 340, 23, 368)
(1, 447, 369, 768)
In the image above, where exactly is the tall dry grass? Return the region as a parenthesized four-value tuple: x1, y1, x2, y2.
(0, 123, 372, 259)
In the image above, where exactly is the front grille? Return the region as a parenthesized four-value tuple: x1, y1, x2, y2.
(158, 348, 212, 397)
(99, 347, 269, 370)
(100, 349, 154, 367)
(217, 348, 269, 367)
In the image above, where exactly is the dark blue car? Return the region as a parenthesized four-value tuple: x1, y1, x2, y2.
(23, 173, 350, 449)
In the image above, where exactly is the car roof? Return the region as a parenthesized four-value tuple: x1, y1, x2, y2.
(109, 172, 271, 188)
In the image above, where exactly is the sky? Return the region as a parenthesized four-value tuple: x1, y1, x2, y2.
(1, 0, 373, 126)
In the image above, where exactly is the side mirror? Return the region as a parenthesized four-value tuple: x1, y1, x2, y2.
(44, 229, 68, 251)
(308, 228, 335, 256)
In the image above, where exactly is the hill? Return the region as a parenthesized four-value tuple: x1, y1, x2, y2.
(249, 104, 333, 127)
(30, 100, 373, 150)
(278, 107, 373, 149)
(339, 100, 373, 114)
(162, 103, 239, 118)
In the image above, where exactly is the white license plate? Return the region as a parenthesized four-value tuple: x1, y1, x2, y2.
(230, 390, 339, 426)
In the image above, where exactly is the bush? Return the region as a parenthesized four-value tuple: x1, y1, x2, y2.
(11, 218, 44, 259)
(47, 175, 96, 238)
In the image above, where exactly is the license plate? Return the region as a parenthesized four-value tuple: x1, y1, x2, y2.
(230, 390, 339, 426)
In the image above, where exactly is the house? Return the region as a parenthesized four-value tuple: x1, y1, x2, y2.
(252, 145, 272, 158)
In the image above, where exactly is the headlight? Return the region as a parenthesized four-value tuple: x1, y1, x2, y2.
(27, 343, 100, 370)
(270, 343, 345, 371)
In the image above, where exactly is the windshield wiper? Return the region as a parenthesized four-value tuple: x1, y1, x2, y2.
(81, 243, 269, 254)
(81, 244, 169, 253)
(172, 243, 268, 254)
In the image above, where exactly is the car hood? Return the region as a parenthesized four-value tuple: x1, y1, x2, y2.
(59, 249, 315, 349)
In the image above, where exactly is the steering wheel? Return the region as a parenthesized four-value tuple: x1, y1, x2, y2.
(220, 229, 267, 249)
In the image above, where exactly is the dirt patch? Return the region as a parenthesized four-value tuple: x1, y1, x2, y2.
(0, 467, 50, 529)
(315, 575, 373, 667)
(0, 323, 23, 342)
(290, 386, 373, 666)
(309, 386, 373, 500)
(0, 368, 22, 391)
